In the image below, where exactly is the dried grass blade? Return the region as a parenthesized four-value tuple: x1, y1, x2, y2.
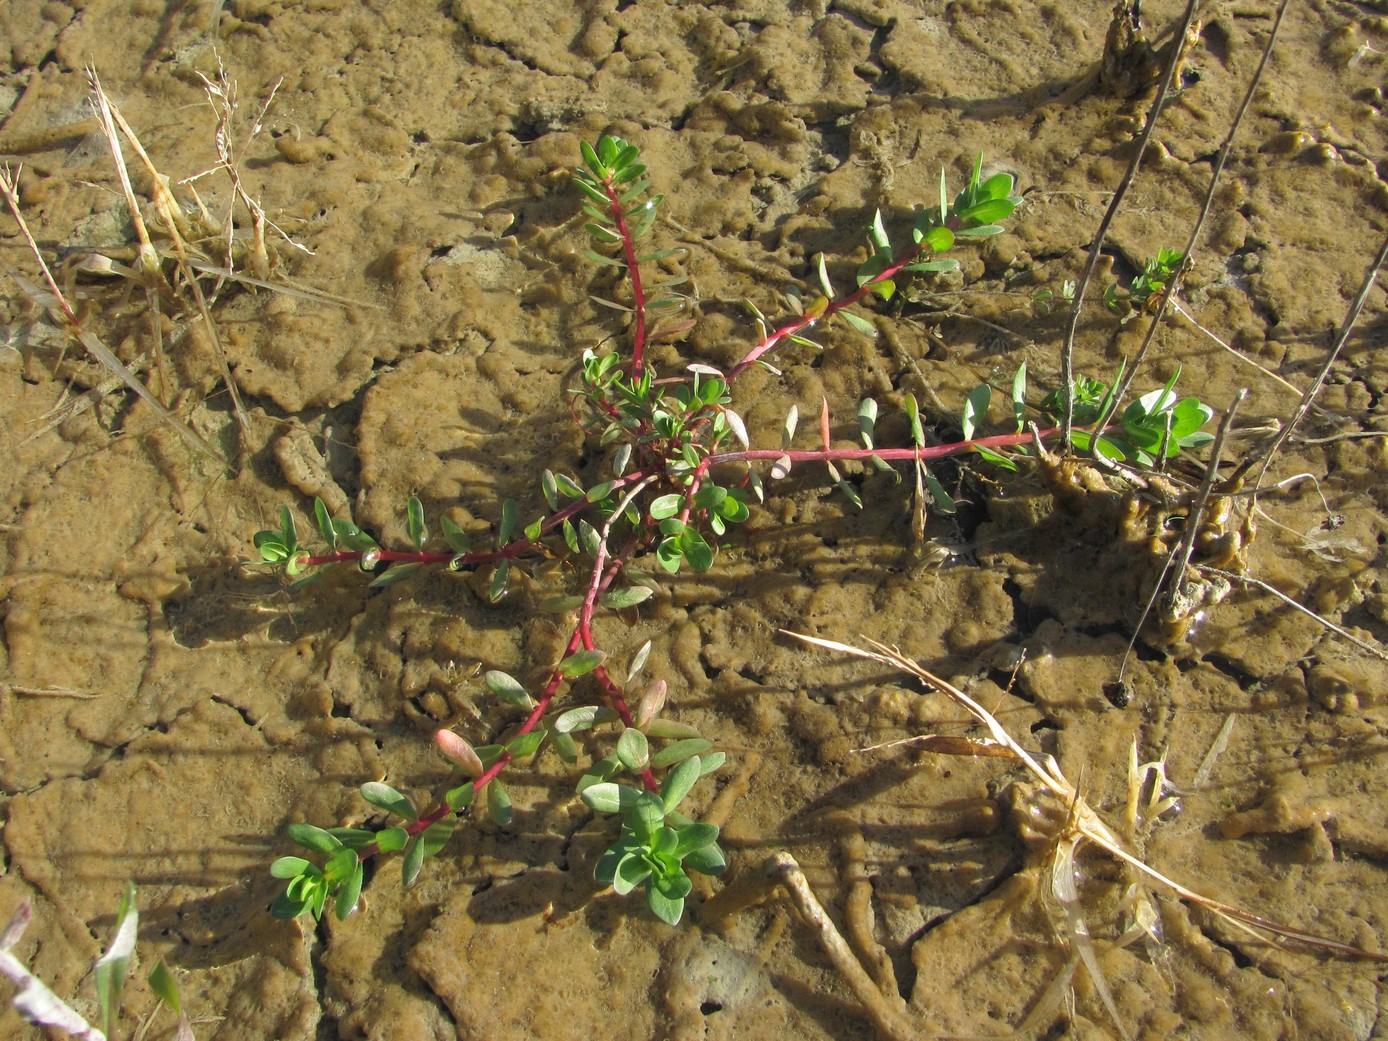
(91, 70, 251, 432)
(1051, 833, 1132, 1041)
(789, 630, 1388, 964)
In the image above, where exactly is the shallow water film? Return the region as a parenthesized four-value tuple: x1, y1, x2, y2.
(2, 1, 1387, 1039)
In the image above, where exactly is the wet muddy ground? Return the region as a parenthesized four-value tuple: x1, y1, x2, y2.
(2, 1, 1387, 1038)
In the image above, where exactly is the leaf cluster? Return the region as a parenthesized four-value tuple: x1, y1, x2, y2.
(807, 156, 1021, 339)
(1041, 365, 1214, 464)
(580, 753, 726, 925)
(1103, 247, 1186, 318)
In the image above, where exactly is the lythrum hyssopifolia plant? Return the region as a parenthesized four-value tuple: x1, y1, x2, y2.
(254, 136, 1214, 926)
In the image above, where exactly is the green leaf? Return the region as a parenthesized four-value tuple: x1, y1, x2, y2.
(445, 781, 475, 811)
(334, 861, 364, 920)
(360, 781, 417, 820)
(376, 826, 410, 853)
(858, 398, 878, 448)
(288, 823, 345, 855)
(856, 251, 892, 288)
(147, 959, 181, 1015)
(278, 504, 297, 550)
(498, 498, 518, 546)
(270, 856, 312, 879)
(651, 738, 713, 768)
(902, 258, 960, 274)
(332, 518, 378, 553)
(581, 781, 625, 814)
(613, 852, 653, 895)
(420, 818, 454, 856)
(917, 223, 954, 252)
(960, 198, 1015, 224)
(559, 649, 606, 679)
(650, 493, 683, 520)
(487, 779, 514, 826)
(94, 882, 138, 1040)
(485, 670, 534, 709)
(673, 822, 720, 858)
(254, 532, 289, 562)
(401, 837, 426, 888)
(602, 586, 654, 609)
(922, 471, 957, 513)
(679, 528, 715, 572)
(578, 520, 602, 556)
(980, 171, 1015, 200)
(660, 754, 701, 812)
(904, 393, 925, 446)
(325, 827, 377, 849)
(440, 515, 471, 553)
(698, 751, 727, 776)
(368, 563, 420, 589)
(625, 792, 667, 841)
(682, 842, 727, 876)
(406, 496, 426, 549)
(975, 445, 1017, 471)
(551, 730, 579, 763)
(616, 727, 650, 771)
(488, 559, 510, 602)
(629, 640, 653, 682)
(962, 383, 991, 441)
(646, 718, 702, 740)
(815, 253, 835, 298)
(838, 310, 876, 336)
(270, 889, 313, 920)
(580, 139, 605, 179)
(1171, 397, 1213, 440)
(506, 730, 545, 759)
(314, 497, 336, 549)
(646, 883, 685, 925)
(867, 209, 892, 254)
(554, 704, 618, 733)
(1011, 362, 1028, 432)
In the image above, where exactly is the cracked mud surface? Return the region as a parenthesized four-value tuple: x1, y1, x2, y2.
(2, 1, 1387, 1038)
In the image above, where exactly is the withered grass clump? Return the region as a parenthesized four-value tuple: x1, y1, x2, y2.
(1, 61, 327, 463)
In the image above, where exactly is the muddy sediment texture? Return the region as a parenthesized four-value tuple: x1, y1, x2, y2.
(2, 1, 1387, 1039)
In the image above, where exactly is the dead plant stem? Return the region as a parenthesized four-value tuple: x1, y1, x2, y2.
(1060, 0, 1203, 447)
(1100, 0, 1289, 434)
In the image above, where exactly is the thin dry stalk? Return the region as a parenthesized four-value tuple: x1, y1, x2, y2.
(1117, 387, 1247, 683)
(1095, 0, 1290, 436)
(1231, 227, 1388, 490)
(1200, 566, 1388, 663)
(1167, 297, 1302, 395)
(786, 631, 1388, 966)
(4, 684, 103, 699)
(1059, 0, 1202, 446)
(87, 66, 172, 396)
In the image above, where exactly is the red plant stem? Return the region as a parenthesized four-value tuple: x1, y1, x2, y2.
(704, 426, 1065, 471)
(725, 238, 932, 382)
(602, 176, 649, 381)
